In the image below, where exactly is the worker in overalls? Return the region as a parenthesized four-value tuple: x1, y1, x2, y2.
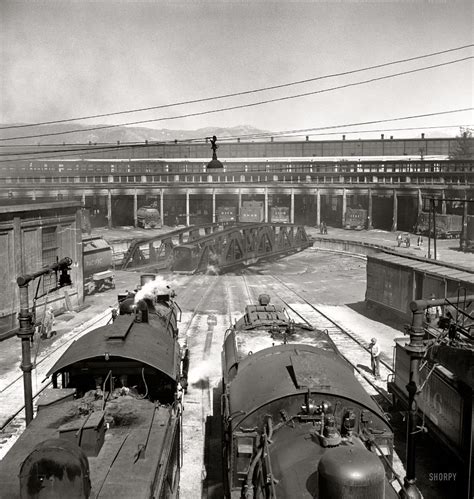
(425, 293, 442, 325)
(41, 307, 55, 339)
(369, 337, 380, 378)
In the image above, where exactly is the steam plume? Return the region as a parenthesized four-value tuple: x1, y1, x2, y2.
(134, 276, 177, 303)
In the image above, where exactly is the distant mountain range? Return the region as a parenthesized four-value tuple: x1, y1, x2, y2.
(0, 124, 269, 145)
(0, 123, 466, 145)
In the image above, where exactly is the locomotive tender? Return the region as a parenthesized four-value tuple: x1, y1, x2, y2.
(221, 294, 398, 498)
(0, 275, 185, 499)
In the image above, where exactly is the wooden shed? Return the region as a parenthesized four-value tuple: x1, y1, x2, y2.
(366, 253, 474, 320)
(0, 201, 84, 339)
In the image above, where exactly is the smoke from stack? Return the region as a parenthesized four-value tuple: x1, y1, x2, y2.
(134, 275, 177, 303)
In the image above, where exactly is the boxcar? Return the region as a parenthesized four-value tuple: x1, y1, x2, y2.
(270, 206, 290, 223)
(388, 338, 473, 496)
(82, 236, 113, 279)
(343, 207, 367, 230)
(217, 206, 237, 223)
(416, 212, 463, 238)
(463, 214, 474, 252)
(239, 201, 264, 223)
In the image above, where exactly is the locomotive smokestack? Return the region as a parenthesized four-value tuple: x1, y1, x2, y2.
(135, 300, 149, 323)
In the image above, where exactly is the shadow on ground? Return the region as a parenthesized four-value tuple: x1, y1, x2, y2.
(388, 410, 463, 499)
(347, 301, 406, 333)
(203, 382, 224, 499)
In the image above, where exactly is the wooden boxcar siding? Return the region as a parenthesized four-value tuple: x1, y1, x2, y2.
(0, 212, 83, 319)
(0, 230, 16, 317)
(394, 341, 463, 450)
(366, 259, 413, 314)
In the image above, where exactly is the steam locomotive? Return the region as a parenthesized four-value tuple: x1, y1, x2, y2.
(221, 294, 399, 498)
(0, 275, 186, 499)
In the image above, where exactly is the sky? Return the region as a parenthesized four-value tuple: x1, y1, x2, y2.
(1, 0, 473, 140)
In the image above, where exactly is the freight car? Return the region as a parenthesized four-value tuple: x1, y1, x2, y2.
(0, 275, 185, 499)
(239, 201, 264, 223)
(463, 214, 474, 252)
(221, 293, 399, 498)
(389, 338, 472, 490)
(217, 206, 238, 224)
(415, 211, 462, 238)
(82, 235, 115, 295)
(270, 206, 290, 223)
(388, 295, 474, 498)
(344, 207, 367, 230)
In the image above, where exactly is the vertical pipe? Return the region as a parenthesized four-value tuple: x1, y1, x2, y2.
(433, 199, 437, 260)
(133, 190, 138, 227)
(401, 300, 433, 499)
(212, 189, 216, 224)
(75, 209, 84, 306)
(342, 188, 347, 228)
(367, 188, 373, 229)
(428, 203, 432, 259)
(160, 189, 164, 228)
(290, 189, 295, 224)
(441, 190, 446, 215)
(186, 189, 190, 227)
(316, 189, 321, 228)
(18, 285, 34, 425)
(107, 191, 112, 228)
(238, 189, 242, 221)
(461, 193, 468, 251)
(264, 187, 268, 223)
(391, 189, 398, 232)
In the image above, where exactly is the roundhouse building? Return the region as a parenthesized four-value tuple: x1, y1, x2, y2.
(0, 136, 472, 231)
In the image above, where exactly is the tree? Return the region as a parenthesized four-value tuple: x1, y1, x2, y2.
(449, 127, 473, 159)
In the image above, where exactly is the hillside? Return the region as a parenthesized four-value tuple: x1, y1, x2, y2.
(0, 124, 269, 145)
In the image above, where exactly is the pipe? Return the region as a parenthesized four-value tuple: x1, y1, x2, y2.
(16, 257, 73, 287)
(401, 295, 474, 498)
(16, 257, 73, 426)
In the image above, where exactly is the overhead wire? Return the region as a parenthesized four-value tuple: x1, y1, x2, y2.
(1, 122, 472, 158)
(1, 56, 473, 143)
(0, 108, 472, 163)
(1, 43, 472, 130)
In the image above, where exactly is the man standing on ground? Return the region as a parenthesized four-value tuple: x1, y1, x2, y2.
(369, 337, 380, 378)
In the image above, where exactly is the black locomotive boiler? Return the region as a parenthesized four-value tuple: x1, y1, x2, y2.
(0, 276, 186, 499)
(221, 294, 398, 498)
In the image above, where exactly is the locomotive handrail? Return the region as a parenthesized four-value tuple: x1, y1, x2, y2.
(366, 435, 407, 494)
(102, 369, 113, 410)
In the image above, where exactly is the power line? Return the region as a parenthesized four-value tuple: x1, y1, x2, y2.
(0, 109, 471, 163)
(1, 56, 472, 143)
(2, 123, 471, 157)
(1, 44, 472, 131)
